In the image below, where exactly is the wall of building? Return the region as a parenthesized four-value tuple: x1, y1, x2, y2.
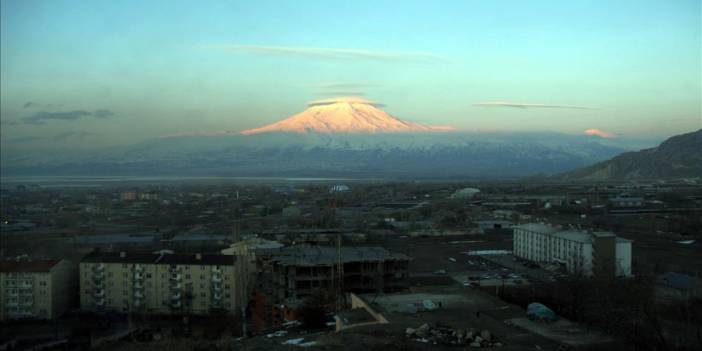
(514, 228, 594, 276)
(514, 225, 632, 278)
(1, 260, 75, 321)
(50, 260, 76, 319)
(80, 260, 236, 315)
(615, 241, 632, 277)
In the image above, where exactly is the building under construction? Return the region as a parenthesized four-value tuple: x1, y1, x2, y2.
(251, 246, 410, 331)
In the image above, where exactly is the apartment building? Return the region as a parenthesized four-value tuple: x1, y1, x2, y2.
(0, 259, 75, 320)
(79, 251, 237, 315)
(513, 223, 632, 278)
(252, 246, 410, 330)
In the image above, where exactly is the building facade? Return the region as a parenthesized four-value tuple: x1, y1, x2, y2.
(0, 259, 75, 320)
(513, 223, 632, 277)
(79, 251, 237, 315)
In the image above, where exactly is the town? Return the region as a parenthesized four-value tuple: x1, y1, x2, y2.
(1, 178, 700, 350)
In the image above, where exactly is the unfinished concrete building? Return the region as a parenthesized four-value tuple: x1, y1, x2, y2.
(251, 246, 410, 331)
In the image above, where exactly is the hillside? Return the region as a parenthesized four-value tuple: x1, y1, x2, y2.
(555, 129, 702, 181)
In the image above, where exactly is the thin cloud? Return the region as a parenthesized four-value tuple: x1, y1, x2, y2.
(473, 101, 596, 110)
(307, 96, 384, 108)
(668, 118, 701, 124)
(23, 101, 55, 109)
(308, 83, 379, 90)
(307, 83, 377, 98)
(23, 109, 116, 125)
(53, 130, 98, 141)
(202, 44, 447, 63)
(584, 128, 617, 138)
(315, 91, 367, 97)
(93, 109, 115, 119)
(9, 136, 43, 143)
(24, 110, 92, 125)
(1, 120, 20, 126)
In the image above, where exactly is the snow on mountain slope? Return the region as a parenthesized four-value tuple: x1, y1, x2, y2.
(240, 97, 450, 134)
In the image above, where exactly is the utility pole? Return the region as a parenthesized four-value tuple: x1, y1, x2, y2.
(337, 232, 343, 311)
(239, 245, 248, 337)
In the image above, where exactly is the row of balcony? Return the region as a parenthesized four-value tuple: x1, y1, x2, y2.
(93, 270, 105, 281)
(6, 287, 33, 296)
(4, 300, 33, 308)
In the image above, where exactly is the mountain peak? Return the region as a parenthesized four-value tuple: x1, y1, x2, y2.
(240, 97, 452, 135)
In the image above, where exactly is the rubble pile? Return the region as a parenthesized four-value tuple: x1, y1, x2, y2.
(405, 323, 503, 348)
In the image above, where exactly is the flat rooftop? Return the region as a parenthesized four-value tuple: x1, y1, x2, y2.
(517, 223, 625, 244)
(0, 259, 62, 273)
(551, 230, 592, 244)
(256, 246, 411, 266)
(515, 223, 560, 234)
(81, 251, 235, 266)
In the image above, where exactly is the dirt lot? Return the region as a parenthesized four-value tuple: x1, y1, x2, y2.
(368, 233, 512, 275)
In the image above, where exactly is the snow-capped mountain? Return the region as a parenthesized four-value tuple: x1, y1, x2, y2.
(1, 97, 652, 179)
(1, 131, 632, 179)
(240, 97, 450, 134)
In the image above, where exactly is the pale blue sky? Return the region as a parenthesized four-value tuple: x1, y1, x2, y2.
(1, 0, 700, 149)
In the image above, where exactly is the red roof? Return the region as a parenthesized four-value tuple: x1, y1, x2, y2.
(0, 259, 61, 273)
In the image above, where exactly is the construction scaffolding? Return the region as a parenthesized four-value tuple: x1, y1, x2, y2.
(251, 246, 411, 331)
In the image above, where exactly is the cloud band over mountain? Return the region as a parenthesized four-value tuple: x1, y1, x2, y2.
(473, 101, 596, 110)
(22, 109, 116, 125)
(201, 44, 446, 63)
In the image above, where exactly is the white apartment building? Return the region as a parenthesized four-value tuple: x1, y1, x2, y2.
(0, 259, 75, 320)
(79, 251, 237, 315)
(513, 223, 632, 277)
